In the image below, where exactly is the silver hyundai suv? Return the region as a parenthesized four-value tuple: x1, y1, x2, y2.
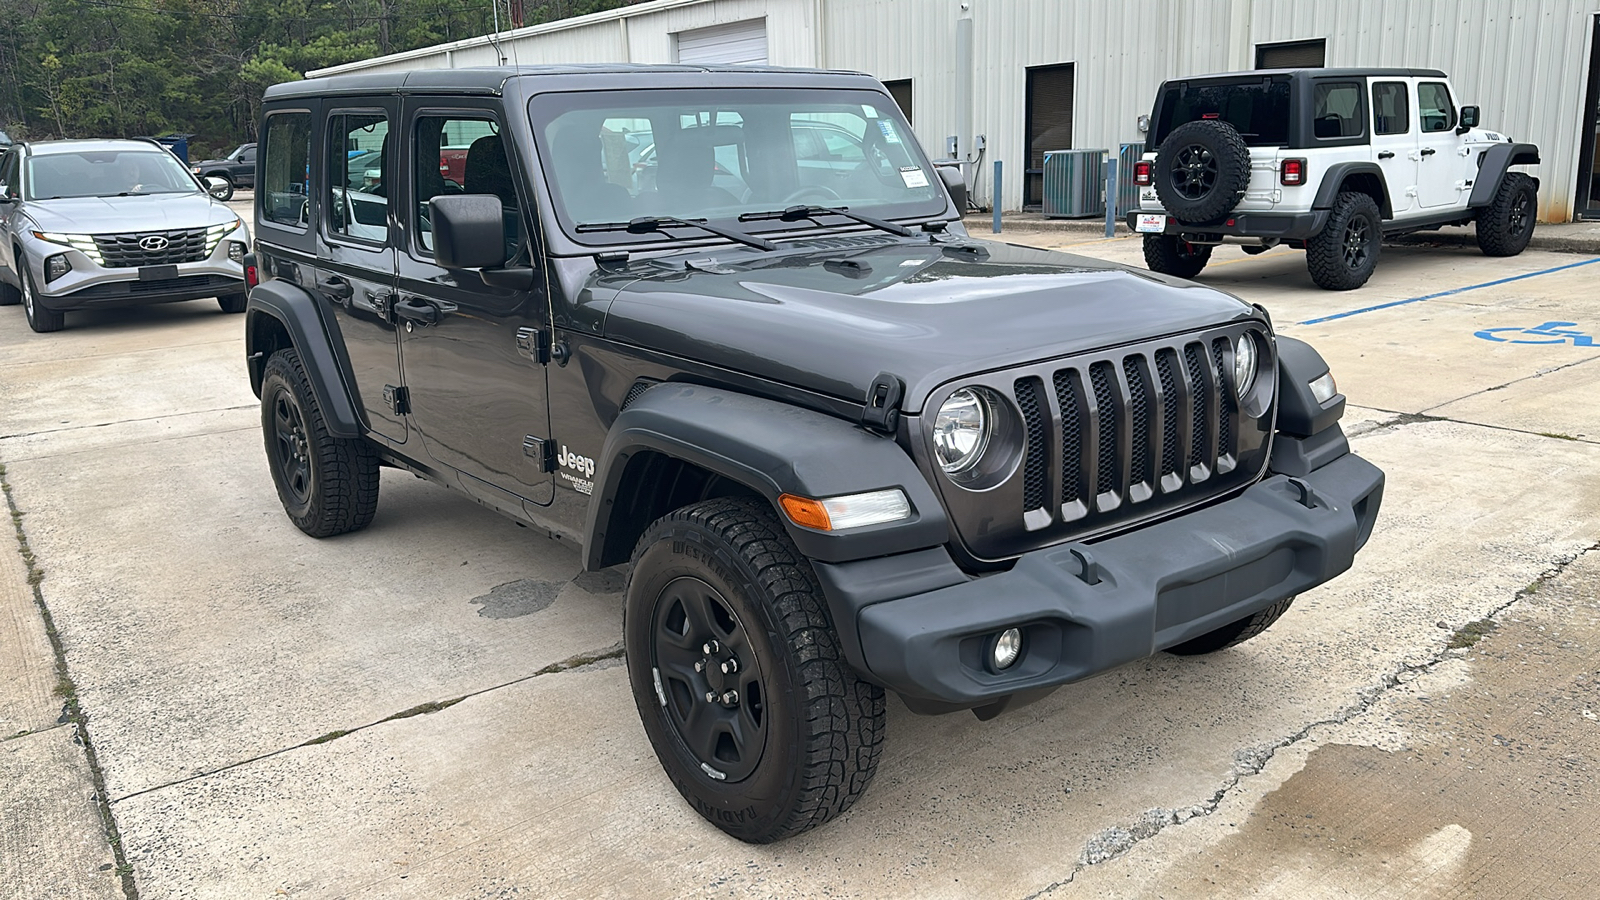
(0, 139, 250, 333)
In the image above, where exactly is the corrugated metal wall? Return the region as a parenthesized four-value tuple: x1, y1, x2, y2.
(311, 0, 1599, 220)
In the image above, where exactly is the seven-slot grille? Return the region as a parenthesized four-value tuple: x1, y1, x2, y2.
(92, 228, 209, 268)
(926, 324, 1272, 562)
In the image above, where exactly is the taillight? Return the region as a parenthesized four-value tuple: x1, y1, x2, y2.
(1280, 158, 1307, 186)
(1133, 161, 1153, 186)
(243, 252, 259, 289)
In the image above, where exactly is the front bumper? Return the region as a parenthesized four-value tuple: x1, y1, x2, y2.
(817, 451, 1383, 709)
(24, 226, 248, 311)
(1128, 209, 1330, 241)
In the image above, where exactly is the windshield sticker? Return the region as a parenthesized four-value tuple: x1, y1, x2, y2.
(863, 104, 879, 118)
(899, 166, 929, 188)
(878, 120, 903, 144)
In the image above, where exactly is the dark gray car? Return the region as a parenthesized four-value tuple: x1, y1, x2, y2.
(0, 139, 250, 332)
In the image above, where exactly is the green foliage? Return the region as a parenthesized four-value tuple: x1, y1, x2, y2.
(0, 0, 646, 157)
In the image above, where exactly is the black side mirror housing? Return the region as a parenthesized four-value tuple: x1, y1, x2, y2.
(934, 162, 967, 213)
(1457, 106, 1479, 134)
(430, 194, 508, 270)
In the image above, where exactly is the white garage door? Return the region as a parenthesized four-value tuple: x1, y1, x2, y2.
(674, 18, 768, 66)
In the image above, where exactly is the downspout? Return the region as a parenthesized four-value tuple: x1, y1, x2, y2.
(956, 4, 982, 209)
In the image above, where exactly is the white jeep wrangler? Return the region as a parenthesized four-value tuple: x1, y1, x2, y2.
(1127, 68, 1540, 290)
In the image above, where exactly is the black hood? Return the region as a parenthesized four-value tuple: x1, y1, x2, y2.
(597, 237, 1260, 411)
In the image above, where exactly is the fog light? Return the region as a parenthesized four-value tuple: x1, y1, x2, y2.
(992, 628, 1023, 670)
(228, 241, 246, 262)
(44, 254, 70, 283)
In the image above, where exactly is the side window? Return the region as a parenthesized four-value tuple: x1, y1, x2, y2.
(327, 112, 390, 243)
(1372, 82, 1410, 135)
(1418, 82, 1456, 133)
(413, 114, 521, 257)
(1312, 82, 1364, 139)
(240, 146, 256, 164)
(259, 112, 311, 228)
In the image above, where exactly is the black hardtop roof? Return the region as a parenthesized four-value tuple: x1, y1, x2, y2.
(265, 64, 879, 101)
(1166, 67, 1447, 82)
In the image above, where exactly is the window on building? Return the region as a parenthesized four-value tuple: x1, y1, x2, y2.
(1256, 39, 1326, 69)
(1418, 82, 1456, 133)
(327, 112, 390, 243)
(1025, 63, 1074, 208)
(1371, 82, 1410, 135)
(1312, 82, 1364, 139)
(259, 111, 311, 228)
(883, 79, 913, 127)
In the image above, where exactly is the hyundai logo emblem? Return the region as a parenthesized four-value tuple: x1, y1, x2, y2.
(138, 235, 170, 252)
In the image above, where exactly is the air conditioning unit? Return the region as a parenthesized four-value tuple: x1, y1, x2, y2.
(1042, 149, 1106, 218)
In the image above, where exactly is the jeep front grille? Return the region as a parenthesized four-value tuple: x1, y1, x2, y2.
(92, 228, 209, 268)
(923, 324, 1274, 562)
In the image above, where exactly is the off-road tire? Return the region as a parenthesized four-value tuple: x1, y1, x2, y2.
(624, 497, 886, 843)
(1306, 191, 1382, 291)
(20, 262, 64, 332)
(217, 292, 248, 314)
(1166, 596, 1296, 656)
(260, 348, 379, 537)
(1475, 172, 1536, 257)
(1143, 234, 1214, 279)
(1154, 119, 1251, 224)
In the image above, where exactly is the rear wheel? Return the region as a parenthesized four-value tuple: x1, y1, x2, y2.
(625, 497, 886, 843)
(1143, 234, 1214, 279)
(260, 348, 379, 537)
(1475, 172, 1536, 257)
(1166, 597, 1296, 656)
(1306, 191, 1381, 291)
(20, 262, 64, 333)
(0, 251, 20, 306)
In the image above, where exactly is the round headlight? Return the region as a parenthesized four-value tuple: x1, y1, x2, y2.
(1232, 332, 1259, 399)
(933, 388, 991, 474)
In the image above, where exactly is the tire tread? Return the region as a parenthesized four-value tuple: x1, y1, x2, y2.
(261, 348, 379, 537)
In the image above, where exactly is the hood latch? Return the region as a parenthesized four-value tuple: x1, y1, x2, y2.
(861, 371, 904, 434)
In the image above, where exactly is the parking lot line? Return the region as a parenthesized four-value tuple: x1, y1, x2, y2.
(1298, 256, 1600, 326)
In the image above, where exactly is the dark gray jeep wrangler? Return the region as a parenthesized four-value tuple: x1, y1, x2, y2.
(245, 65, 1384, 842)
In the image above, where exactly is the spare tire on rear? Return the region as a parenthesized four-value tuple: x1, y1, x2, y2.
(1154, 120, 1251, 224)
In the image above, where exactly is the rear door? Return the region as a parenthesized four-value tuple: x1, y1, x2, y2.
(316, 101, 406, 443)
(1369, 80, 1417, 218)
(237, 144, 257, 188)
(394, 100, 554, 507)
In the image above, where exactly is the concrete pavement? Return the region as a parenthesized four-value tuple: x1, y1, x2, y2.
(3, 231, 1600, 898)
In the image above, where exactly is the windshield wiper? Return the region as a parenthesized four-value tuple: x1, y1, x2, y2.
(575, 216, 776, 252)
(738, 204, 914, 238)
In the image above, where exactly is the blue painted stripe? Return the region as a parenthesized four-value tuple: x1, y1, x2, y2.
(1297, 256, 1600, 326)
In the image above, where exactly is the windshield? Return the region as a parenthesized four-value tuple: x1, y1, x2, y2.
(529, 87, 945, 246)
(25, 149, 200, 200)
(1152, 79, 1292, 146)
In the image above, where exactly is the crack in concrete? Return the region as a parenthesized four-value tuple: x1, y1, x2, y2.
(0, 404, 256, 441)
(1020, 544, 1600, 900)
(110, 641, 626, 805)
(1349, 405, 1600, 446)
(1, 460, 139, 900)
(1418, 355, 1600, 417)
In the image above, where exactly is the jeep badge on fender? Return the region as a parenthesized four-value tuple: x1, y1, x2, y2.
(244, 64, 1384, 843)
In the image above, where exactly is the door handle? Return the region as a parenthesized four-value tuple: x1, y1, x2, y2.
(317, 276, 353, 301)
(1377, 151, 1395, 160)
(394, 297, 455, 326)
(1420, 148, 1437, 157)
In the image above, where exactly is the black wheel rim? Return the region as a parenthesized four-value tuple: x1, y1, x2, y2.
(651, 576, 768, 783)
(1171, 144, 1219, 200)
(271, 387, 313, 506)
(1342, 215, 1372, 269)
(1509, 190, 1532, 237)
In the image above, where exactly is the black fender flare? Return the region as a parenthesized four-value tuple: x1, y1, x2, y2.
(1312, 163, 1393, 219)
(245, 279, 364, 439)
(1467, 142, 1541, 207)
(1274, 336, 1345, 438)
(584, 383, 950, 569)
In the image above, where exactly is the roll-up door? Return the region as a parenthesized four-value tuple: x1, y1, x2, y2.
(675, 19, 768, 66)
(1026, 63, 1075, 209)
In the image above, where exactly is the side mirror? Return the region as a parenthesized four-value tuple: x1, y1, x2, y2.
(934, 162, 967, 213)
(1457, 106, 1479, 134)
(430, 194, 508, 270)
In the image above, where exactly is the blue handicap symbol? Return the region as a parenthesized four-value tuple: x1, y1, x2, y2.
(1474, 321, 1597, 346)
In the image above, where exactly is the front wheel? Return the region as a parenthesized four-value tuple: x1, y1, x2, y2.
(1306, 191, 1381, 291)
(1166, 597, 1296, 656)
(625, 497, 886, 843)
(205, 177, 234, 201)
(1143, 234, 1213, 279)
(260, 349, 379, 537)
(1475, 172, 1536, 257)
(20, 262, 64, 333)
(217, 292, 248, 314)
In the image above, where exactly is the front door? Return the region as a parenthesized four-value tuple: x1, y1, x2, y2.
(1369, 79, 1417, 218)
(316, 103, 406, 443)
(395, 104, 554, 506)
(1414, 80, 1463, 210)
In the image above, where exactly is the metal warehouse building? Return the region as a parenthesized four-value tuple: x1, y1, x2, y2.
(311, 0, 1600, 222)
